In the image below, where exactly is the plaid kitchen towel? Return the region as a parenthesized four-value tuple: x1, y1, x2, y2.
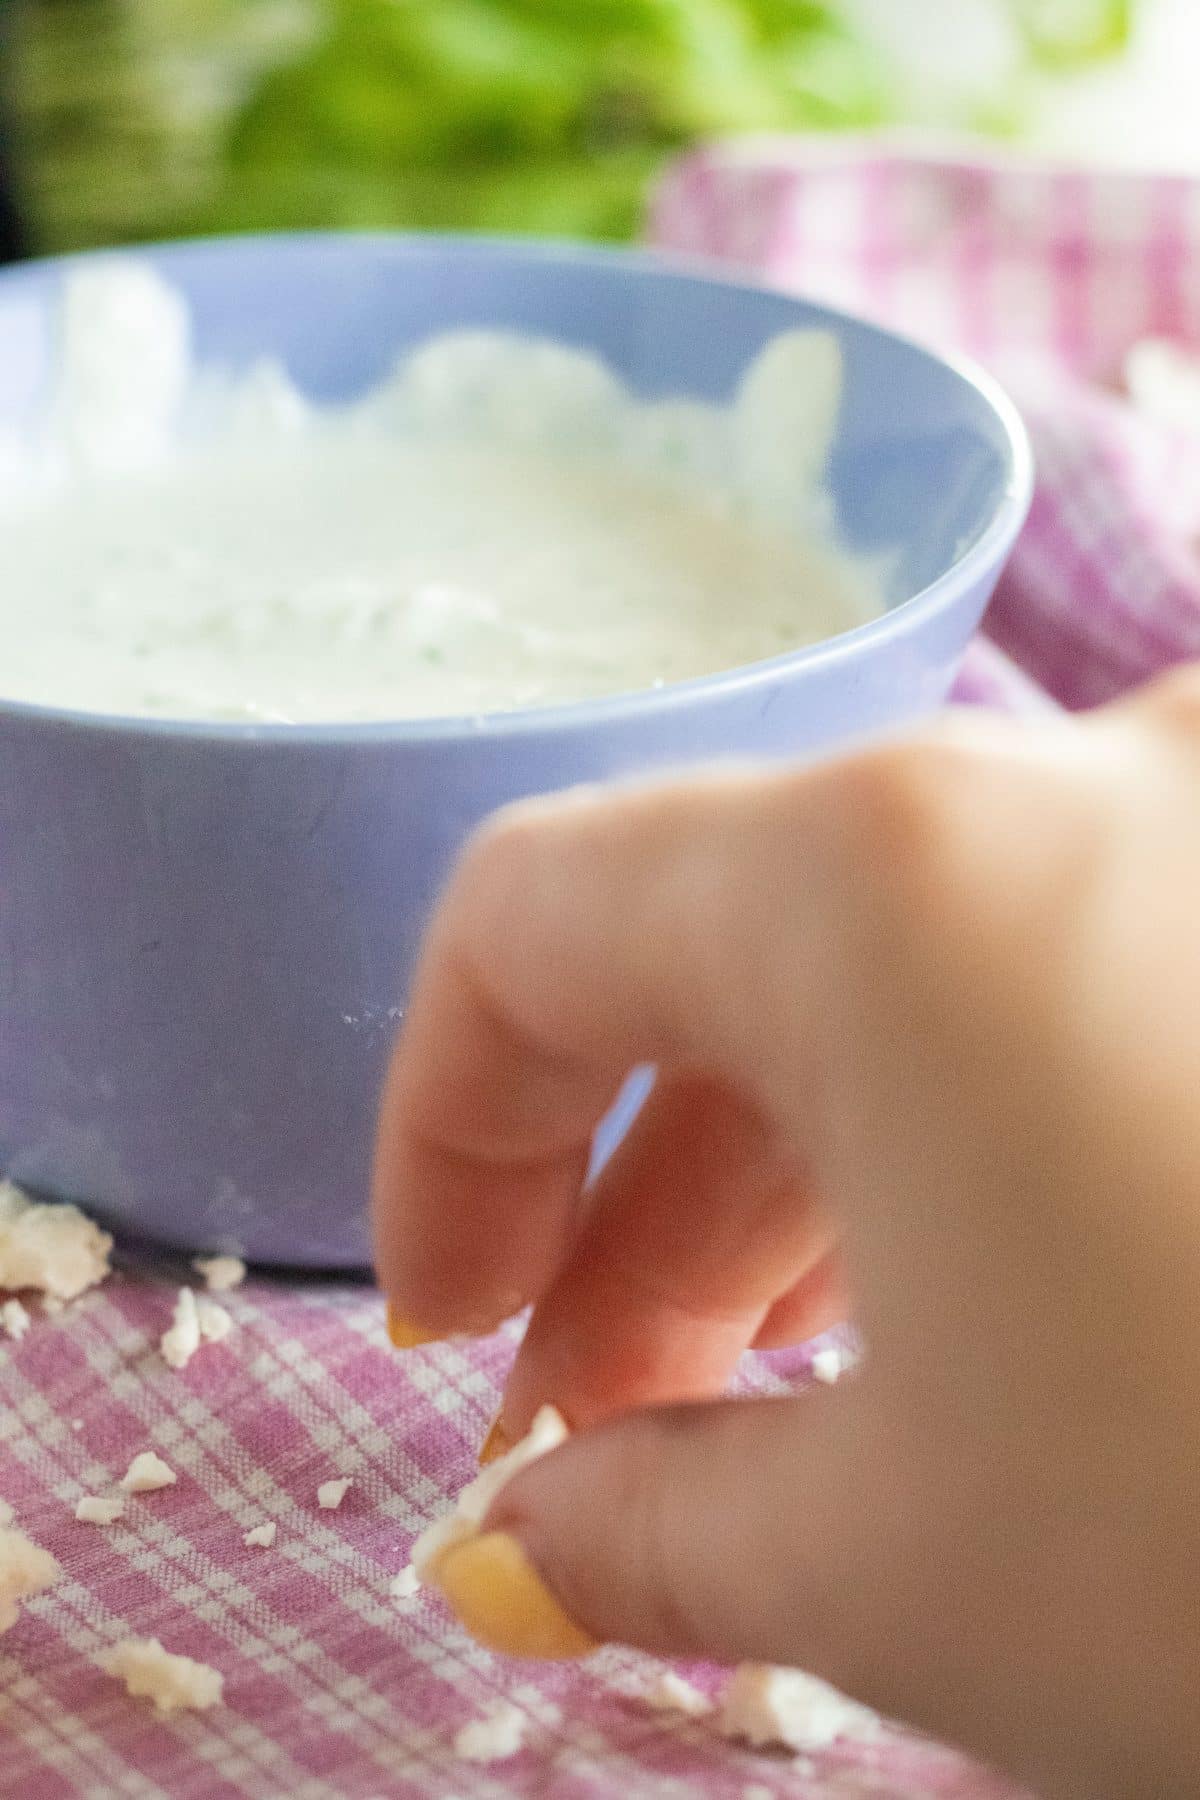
(651, 136, 1200, 714)
(8, 141, 1200, 1798)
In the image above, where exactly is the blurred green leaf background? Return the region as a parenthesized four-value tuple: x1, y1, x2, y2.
(7, 0, 1135, 252)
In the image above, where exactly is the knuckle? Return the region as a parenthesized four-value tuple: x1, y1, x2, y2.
(1137, 663, 1200, 742)
(812, 738, 981, 907)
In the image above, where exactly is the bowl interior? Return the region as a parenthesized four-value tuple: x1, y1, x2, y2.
(0, 234, 1022, 617)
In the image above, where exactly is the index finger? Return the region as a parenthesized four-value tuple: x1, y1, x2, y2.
(371, 767, 827, 1340)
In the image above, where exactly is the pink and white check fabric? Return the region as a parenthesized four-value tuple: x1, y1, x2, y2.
(7, 142, 1200, 1799)
(651, 138, 1200, 715)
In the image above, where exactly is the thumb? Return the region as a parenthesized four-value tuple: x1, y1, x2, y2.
(478, 1392, 881, 1681)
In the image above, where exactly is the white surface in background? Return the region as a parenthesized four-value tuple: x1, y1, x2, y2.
(849, 0, 1200, 168)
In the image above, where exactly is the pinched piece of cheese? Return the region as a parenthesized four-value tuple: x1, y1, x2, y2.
(0, 1182, 112, 1300)
(411, 1405, 568, 1582)
(120, 1452, 177, 1494)
(0, 1526, 60, 1632)
(100, 1637, 223, 1714)
(243, 1522, 276, 1548)
(192, 1255, 246, 1292)
(718, 1664, 880, 1754)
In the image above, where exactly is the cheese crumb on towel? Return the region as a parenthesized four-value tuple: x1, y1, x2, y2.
(192, 1255, 246, 1291)
(718, 1664, 880, 1754)
(646, 1670, 712, 1718)
(120, 1452, 177, 1493)
(0, 1181, 112, 1300)
(390, 1565, 421, 1600)
(0, 1527, 60, 1632)
(243, 1522, 276, 1548)
(453, 1702, 527, 1763)
(1, 1297, 30, 1340)
(100, 1637, 223, 1713)
(75, 1495, 125, 1525)
(810, 1347, 845, 1386)
(160, 1288, 201, 1369)
(317, 1477, 352, 1510)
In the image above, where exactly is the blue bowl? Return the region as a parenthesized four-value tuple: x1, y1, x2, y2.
(0, 234, 1032, 1266)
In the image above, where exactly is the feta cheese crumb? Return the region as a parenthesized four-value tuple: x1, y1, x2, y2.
(192, 1254, 246, 1291)
(0, 1526, 60, 1632)
(196, 1299, 232, 1343)
(100, 1637, 223, 1714)
(412, 1405, 568, 1581)
(159, 1287, 201, 1369)
(718, 1664, 880, 1754)
(1, 1297, 30, 1340)
(120, 1452, 177, 1494)
(0, 1181, 112, 1300)
(810, 1347, 844, 1386)
(453, 1701, 526, 1763)
(317, 1477, 352, 1511)
(75, 1495, 125, 1525)
(390, 1564, 421, 1600)
(646, 1670, 712, 1718)
(243, 1522, 276, 1548)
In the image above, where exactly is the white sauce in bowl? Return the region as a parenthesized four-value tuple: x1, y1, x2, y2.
(0, 264, 883, 725)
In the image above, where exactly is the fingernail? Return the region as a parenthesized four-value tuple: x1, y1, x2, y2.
(478, 1413, 512, 1466)
(387, 1305, 442, 1350)
(436, 1531, 597, 1660)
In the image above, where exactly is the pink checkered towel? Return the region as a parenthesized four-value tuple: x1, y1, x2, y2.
(651, 137, 1200, 717)
(6, 143, 1200, 1800)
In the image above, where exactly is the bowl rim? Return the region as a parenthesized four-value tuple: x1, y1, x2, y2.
(0, 229, 1035, 746)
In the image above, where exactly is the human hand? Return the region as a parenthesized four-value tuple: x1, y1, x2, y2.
(373, 671, 1200, 1799)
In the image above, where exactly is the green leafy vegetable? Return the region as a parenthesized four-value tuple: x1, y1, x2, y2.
(9, 0, 1135, 252)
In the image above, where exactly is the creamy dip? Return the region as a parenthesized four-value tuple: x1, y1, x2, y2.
(0, 265, 883, 724)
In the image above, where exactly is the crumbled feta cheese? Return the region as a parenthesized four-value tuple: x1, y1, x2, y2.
(196, 1299, 232, 1343)
(0, 1526, 60, 1632)
(718, 1664, 880, 1754)
(1, 1297, 30, 1340)
(119, 1452, 177, 1494)
(192, 1254, 246, 1291)
(390, 1564, 421, 1600)
(0, 1181, 112, 1300)
(412, 1405, 568, 1581)
(317, 1477, 352, 1511)
(243, 1522, 276, 1548)
(160, 1287, 201, 1369)
(810, 1347, 844, 1386)
(0, 1501, 12, 1526)
(100, 1637, 223, 1714)
(453, 1701, 527, 1763)
(160, 1287, 233, 1368)
(75, 1495, 125, 1525)
(646, 1670, 712, 1718)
